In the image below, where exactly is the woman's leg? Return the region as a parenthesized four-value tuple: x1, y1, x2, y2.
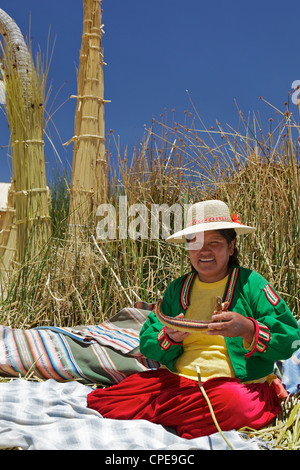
(87, 369, 183, 420)
(171, 377, 281, 439)
(87, 370, 281, 439)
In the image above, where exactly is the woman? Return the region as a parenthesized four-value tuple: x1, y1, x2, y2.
(87, 200, 300, 439)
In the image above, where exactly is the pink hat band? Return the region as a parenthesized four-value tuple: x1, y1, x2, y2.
(187, 216, 233, 227)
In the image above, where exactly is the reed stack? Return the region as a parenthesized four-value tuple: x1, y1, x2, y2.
(0, 8, 50, 268)
(68, 0, 107, 232)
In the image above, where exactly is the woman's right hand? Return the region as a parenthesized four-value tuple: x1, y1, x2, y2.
(164, 314, 191, 343)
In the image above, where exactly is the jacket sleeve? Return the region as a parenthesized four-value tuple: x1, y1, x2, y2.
(139, 284, 184, 371)
(245, 282, 300, 362)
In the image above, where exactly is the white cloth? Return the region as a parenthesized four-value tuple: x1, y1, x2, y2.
(0, 378, 266, 450)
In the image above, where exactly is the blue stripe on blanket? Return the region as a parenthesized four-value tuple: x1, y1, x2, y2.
(35, 326, 93, 344)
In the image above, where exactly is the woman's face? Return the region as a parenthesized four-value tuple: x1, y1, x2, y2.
(188, 230, 235, 283)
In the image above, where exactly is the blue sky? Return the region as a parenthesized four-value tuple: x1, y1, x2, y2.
(0, 0, 300, 183)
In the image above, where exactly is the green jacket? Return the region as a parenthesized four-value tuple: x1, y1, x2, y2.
(139, 266, 300, 382)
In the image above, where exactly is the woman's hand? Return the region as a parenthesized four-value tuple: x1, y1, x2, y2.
(164, 314, 190, 343)
(207, 311, 255, 344)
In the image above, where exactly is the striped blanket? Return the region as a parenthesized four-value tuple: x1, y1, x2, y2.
(0, 307, 160, 385)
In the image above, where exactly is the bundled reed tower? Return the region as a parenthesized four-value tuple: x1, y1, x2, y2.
(68, 0, 107, 231)
(0, 8, 50, 268)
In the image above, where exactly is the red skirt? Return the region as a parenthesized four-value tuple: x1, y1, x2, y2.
(87, 369, 282, 439)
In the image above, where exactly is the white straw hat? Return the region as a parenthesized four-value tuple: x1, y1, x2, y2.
(166, 200, 256, 243)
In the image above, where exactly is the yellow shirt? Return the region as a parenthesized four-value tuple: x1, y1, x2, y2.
(174, 275, 235, 382)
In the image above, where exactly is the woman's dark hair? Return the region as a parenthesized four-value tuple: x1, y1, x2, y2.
(217, 229, 240, 266)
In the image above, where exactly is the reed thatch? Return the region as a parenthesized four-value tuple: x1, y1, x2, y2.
(0, 8, 50, 269)
(0, 183, 17, 271)
(67, 0, 107, 231)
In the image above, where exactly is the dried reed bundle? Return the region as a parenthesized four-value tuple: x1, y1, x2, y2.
(0, 8, 32, 89)
(68, 0, 107, 230)
(0, 182, 17, 272)
(0, 11, 50, 266)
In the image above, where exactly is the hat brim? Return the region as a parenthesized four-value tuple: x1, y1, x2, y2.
(166, 221, 256, 244)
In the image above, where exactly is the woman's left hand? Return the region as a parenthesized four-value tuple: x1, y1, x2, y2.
(207, 311, 255, 344)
